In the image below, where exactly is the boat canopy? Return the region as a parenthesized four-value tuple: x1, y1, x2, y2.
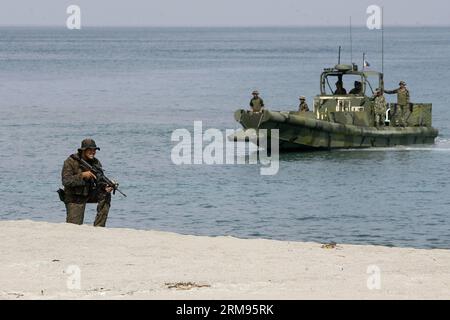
(320, 65, 384, 96)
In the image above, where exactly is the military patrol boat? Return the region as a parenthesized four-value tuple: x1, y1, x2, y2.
(233, 64, 438, 151)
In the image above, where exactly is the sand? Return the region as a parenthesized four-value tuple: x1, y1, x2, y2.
(0, 220, 449, 299)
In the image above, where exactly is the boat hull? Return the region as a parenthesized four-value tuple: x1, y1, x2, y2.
(233, 109, 439, 151)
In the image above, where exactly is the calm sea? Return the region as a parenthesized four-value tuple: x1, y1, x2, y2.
(1, 26, 450, 249)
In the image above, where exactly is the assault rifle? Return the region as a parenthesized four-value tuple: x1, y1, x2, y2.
(78, 157, 127, 197)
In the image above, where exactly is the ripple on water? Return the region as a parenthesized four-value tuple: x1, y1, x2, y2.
(2, 27, 450, 249)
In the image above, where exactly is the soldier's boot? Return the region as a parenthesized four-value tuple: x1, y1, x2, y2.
(392, 112, 399, 127)
(375, 114, 383, 127)
(66, 203, 86, 225)
(93, 193, 111, 227)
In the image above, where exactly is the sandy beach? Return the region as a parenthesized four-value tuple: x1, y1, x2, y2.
(0, 220, 449, 300)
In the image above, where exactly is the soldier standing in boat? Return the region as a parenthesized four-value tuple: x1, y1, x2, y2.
(249, 90, 264, 112)
(371, 88, 387, 127)
(298, 96, 309, 112)
(384, 81, 410, 127)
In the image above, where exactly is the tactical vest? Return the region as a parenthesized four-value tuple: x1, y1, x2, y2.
(374, 96, 386, 114)
(299, 102, 309, 112)
(397, 88, 410, 106)
(251, 98, 263, 111)
(62, 154, 99, 202)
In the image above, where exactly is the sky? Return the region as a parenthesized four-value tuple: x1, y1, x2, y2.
(1, 0, 449, 27)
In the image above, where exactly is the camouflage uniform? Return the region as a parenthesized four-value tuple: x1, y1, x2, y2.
(62, 152, 111, 227)
(372, 95, 387, 127)
(334, 82, 347, 95)
(250, 97, 264, 112)
(299, 102, 309, 112)
(298, 96, 309, 112)
(385, 83, 410, 127)
(349, 81, 362, 95)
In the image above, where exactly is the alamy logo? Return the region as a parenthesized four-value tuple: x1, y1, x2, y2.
(366, 265, 381, 290)
(171, 121, 279, 175)
(366, 5, 382, 30)
(65, 265, 81, 290)
(66, 5, 81, 30)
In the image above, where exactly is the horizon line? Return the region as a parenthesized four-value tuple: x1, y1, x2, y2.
(0, 24, 449, 28)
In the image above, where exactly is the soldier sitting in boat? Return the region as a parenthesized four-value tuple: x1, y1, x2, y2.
(249, 90, 264, 112)
(349, 81, 362, 95)
(298, 96, 309, 112)
(334, 81, 347, 95)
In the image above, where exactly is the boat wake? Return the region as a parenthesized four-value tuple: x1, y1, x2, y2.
(338, 139, 450, 152)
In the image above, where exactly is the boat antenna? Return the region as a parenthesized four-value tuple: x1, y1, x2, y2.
(381, 6, 384, 74)
(350, 16, 353, 63)
(338, 46, 341, 64)
(363, 52, 365, 70)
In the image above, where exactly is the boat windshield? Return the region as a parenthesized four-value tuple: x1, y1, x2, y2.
(321, 71, 383, 96)
(363, 73, 381, 96)
(323, 74, 365, 96)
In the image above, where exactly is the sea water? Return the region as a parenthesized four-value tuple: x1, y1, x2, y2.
(1, 26, 450, 248)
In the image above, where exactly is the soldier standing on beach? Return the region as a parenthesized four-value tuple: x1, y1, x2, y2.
(384, 81, 410, 127)
(61, 139, 113, 227)
(249, 90, 264, 112)
(298, 96, 309, 112)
